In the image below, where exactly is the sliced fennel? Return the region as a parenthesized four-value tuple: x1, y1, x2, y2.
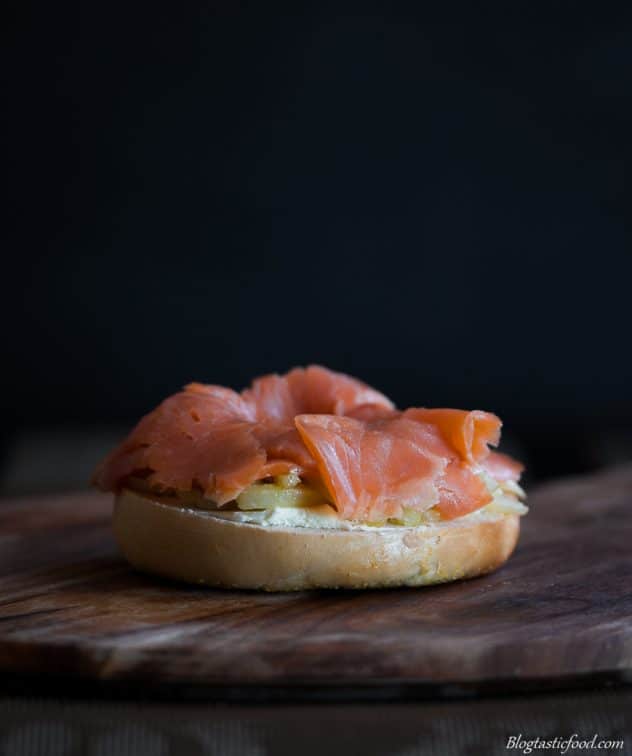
(387, 507, 441, 527)
(236, 483, 328, 511)
(500, 479, 526, 500)
(152, 465, 527, 522)
(483, 494, 529, 516)
(274, 470, 302, 488)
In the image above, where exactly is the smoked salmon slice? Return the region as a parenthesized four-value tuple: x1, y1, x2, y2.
(241, 365, 394, 422)
(94, 388, 266, 505)
(285, 365, 394, 416)
(94, 365, 523, 522)
(480, 450, 524, 482)
(294, 415, 448, 521)
(295, 414, 494, 521)
(403, 408, 501, 463)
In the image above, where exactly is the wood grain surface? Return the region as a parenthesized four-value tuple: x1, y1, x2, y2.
(1, 466, 632, 692)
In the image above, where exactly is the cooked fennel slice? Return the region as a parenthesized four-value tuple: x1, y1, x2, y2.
(500, 479, 527, 500)
(274, 470, 301, 488)
(483, 494, 529, 516)
(236, 483, 328, 511)
(387, 507, 441, 527)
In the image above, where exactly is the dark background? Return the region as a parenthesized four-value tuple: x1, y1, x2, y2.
(4, 2, 632, 486)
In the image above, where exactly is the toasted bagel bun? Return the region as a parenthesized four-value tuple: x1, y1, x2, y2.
(113, 488, 520, 591)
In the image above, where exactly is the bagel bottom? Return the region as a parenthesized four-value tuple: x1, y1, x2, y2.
(113, 489, 520, 591)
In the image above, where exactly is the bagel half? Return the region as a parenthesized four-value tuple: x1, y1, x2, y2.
(113, 488, 520, 591)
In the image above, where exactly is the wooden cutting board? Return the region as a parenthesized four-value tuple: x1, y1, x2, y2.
(1, 465, 631, 695)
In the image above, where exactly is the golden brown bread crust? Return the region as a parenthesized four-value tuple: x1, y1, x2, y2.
(113, 488, 520, 591)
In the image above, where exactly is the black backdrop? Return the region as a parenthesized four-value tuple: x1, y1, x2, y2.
(4, 2, 632, 478)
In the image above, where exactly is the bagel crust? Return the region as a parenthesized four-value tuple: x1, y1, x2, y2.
(113, 489, 520, 591)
